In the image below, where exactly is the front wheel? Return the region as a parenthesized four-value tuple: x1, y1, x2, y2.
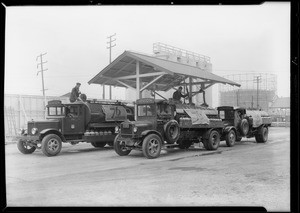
(114, 134, 131, 156)
(41, 134, 62, 157)
(225, 130, 236, 147)
(142, 134, 162, 159)
(17, 139, 36, 154)
(255, 126, 268, 143)
(203, 130, 220, 150)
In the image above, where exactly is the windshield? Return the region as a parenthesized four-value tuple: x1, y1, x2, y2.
(48, 106, 65, 116)
(219, 110, 234, 119)
(137, 104, 156, 117)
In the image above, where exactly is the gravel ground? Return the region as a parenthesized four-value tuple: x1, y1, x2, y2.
(5, 127, 290, 211)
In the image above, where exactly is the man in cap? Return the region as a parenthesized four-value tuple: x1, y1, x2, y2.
(69, 82, 81, 103)
(172, 86, 189, 102)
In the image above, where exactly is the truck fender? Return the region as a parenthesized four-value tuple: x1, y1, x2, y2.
(141, 130, 164, 142)
(223, 126, 237, 134)
(39, 129, 66, 142)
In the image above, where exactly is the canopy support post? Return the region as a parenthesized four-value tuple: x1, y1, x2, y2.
(189, 77, 193, 104)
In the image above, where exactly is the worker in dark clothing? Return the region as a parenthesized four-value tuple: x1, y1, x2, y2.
(172, 86, 189, 102)
(69, 82, 81, 103)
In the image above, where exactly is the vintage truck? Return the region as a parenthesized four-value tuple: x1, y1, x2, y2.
(113, 98, 225, 159)
(217, 106, 272, 146)
(17, 99, 134, 156)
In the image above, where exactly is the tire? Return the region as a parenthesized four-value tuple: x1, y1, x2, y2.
(255, 126, 268, 143)
(41, 134, 62, 157)
(225, 130, 236, 147)
(114, 134, 131, 156)
(17, 139, 36, 154)
(239, 119, 249, 136)
(164, 120, 180, 144)
(142, 134, 162, 159)
(178, 140, 191, 149)
(203, 130, 220, 150)
(91, 142, 106, 148)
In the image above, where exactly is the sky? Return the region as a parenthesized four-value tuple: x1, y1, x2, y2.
(4, 3, 290, 106)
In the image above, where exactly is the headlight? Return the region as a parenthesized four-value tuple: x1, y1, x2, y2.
(115, 126, 120, 133)
(31, 128, 38, 135)
(133, 126, 138, 133)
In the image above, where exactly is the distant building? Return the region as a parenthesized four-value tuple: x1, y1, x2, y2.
(269, 97, 290, 122)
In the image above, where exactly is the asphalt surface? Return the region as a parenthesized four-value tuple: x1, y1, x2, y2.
(5, 127, 290, 211)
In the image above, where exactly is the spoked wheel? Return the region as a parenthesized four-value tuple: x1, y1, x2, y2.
(225, 130, 236, 147)
(41, 134, 62, 157)
(142, 134, 162, 159)
(114, 134, 131, 156)
(17, 139, 36, 154)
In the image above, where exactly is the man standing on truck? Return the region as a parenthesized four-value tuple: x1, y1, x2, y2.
(70, 82, 81, 103)
(173, 86, 189, 103)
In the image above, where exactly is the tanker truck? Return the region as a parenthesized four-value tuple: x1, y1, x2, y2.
(217, 106, 272, 146)
(17, 99, 134, 157)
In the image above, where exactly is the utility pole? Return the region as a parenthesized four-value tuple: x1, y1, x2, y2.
(36, 52, 48, 118)
(253, 75, 262, 109)
(106, 33, 116, 100)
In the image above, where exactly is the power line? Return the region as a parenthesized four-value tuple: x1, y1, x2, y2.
(106, 33, 116, 100)
(36, 52, 48, 118)
(253, 75, 262, 109)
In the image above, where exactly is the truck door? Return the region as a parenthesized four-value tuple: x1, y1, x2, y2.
(63, 105, 85, 135)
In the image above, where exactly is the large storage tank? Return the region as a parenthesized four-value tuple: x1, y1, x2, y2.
(219, 73, 277, 111)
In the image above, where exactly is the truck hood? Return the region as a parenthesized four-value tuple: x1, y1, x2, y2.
(27, 119, 61, 135)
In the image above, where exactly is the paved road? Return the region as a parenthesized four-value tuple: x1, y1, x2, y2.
(5, 127, 290, 211)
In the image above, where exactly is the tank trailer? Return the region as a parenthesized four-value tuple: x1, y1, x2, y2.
(17, 99, 134, 157)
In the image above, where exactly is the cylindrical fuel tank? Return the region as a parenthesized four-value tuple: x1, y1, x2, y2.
(86, 102, 134, 124)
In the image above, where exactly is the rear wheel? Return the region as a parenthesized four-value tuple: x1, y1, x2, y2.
(41, 134, 62, 157)
(255, 126, 268, 143)
(91, 142, 106, 148)
(142, 134, 162, 159)
(17, 139, 36, 154)
(225, 130, 236, 147)
(114, 134, 131, 156)
(203, 130, 220, 150)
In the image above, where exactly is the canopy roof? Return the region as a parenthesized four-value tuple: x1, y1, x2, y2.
(88, 51, 240, 92)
